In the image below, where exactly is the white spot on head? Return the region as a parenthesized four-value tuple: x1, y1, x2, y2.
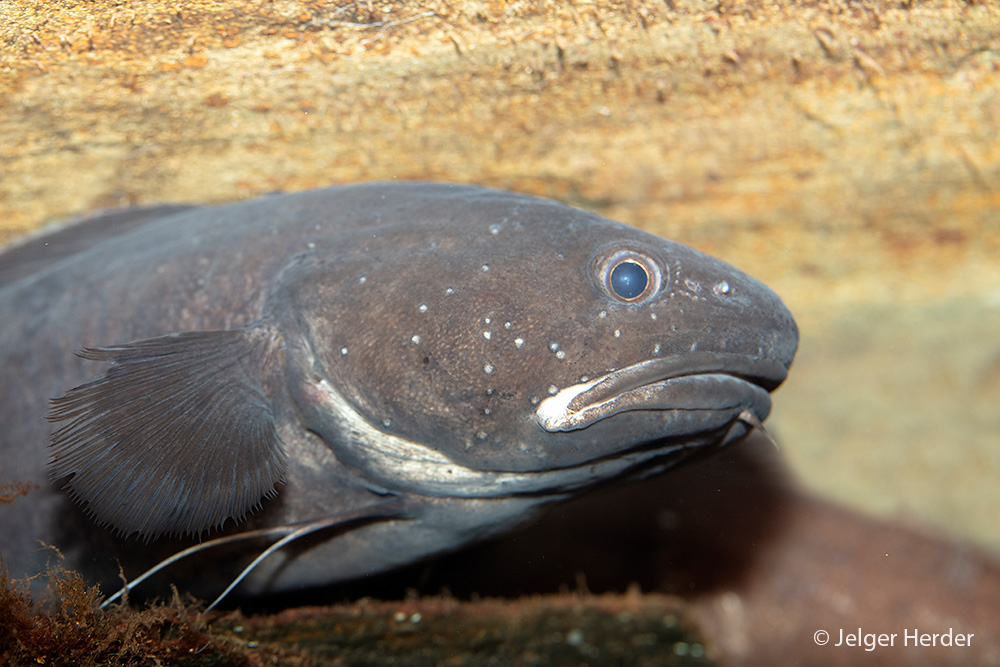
(714, 280, 732, 296)
(614, 329, 622, 338)
(382, 418, 392, 427)
(481, 264, 490, 272)
(504, 321, 512, 329)
(483, 407, 492, 415)
(514, 337, 525, 349)
(410, 334, 421, 345)
(556, 350, 566, 360)
(556, 252, 565, 260)
(690, 341, 698, 352)
(484, 317, 492, 324)
(650, 312, 658, 320)
(530, 396, 541, 405)
(549, 341, 560, 352)
(445, 287, 455, 295)
(340, 347, 348, 356)
(418, 303, 429, 313)
(486, 388, 495, 396)
(483, 363, 495, 375)
(306, 241, 316, 249)
(489, 224, 502, 235)
(654, 342, 662, 354)
(358, 276, 367, 284)
(483, 331, 492, 340)
(476, 431, 488, 441)
(547, 384, 558, 395)
(599, 310, 608, 319)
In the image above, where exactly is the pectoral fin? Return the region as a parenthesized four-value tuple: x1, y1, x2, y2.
(47, 328, 286, 539)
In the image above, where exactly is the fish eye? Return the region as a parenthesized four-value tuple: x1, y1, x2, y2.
(609, 260, 648, 300)
(598, 250, 662, 303)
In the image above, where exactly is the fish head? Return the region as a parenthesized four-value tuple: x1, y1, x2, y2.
(280, 185, 798, 497)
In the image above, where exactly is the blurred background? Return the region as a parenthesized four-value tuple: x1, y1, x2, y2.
(2, 0, 997, 558)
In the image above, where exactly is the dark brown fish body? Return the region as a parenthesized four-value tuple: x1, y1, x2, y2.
(0, 183, 797, 601)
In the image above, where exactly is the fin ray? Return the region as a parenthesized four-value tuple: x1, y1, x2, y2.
(48, 329, 286, 539)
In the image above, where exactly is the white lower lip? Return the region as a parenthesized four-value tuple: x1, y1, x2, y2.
(536, 376, 604, 431)
(535, 355, 781, 433)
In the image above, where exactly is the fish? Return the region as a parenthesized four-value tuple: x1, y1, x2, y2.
(0, 182, 798, 604)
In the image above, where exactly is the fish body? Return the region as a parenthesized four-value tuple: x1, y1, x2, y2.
(0, 183, 797, 600)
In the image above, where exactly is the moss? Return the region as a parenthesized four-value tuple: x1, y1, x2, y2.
(1, 562, 713, 667)
(0, 562, 295, 667)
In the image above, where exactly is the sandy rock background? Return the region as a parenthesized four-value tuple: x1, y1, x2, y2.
(1, 0, 998, 557)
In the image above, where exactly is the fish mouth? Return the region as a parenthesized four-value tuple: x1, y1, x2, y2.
(536, 353, 789, 433)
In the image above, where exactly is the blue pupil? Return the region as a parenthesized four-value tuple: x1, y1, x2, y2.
(609, 260, 648, 300)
